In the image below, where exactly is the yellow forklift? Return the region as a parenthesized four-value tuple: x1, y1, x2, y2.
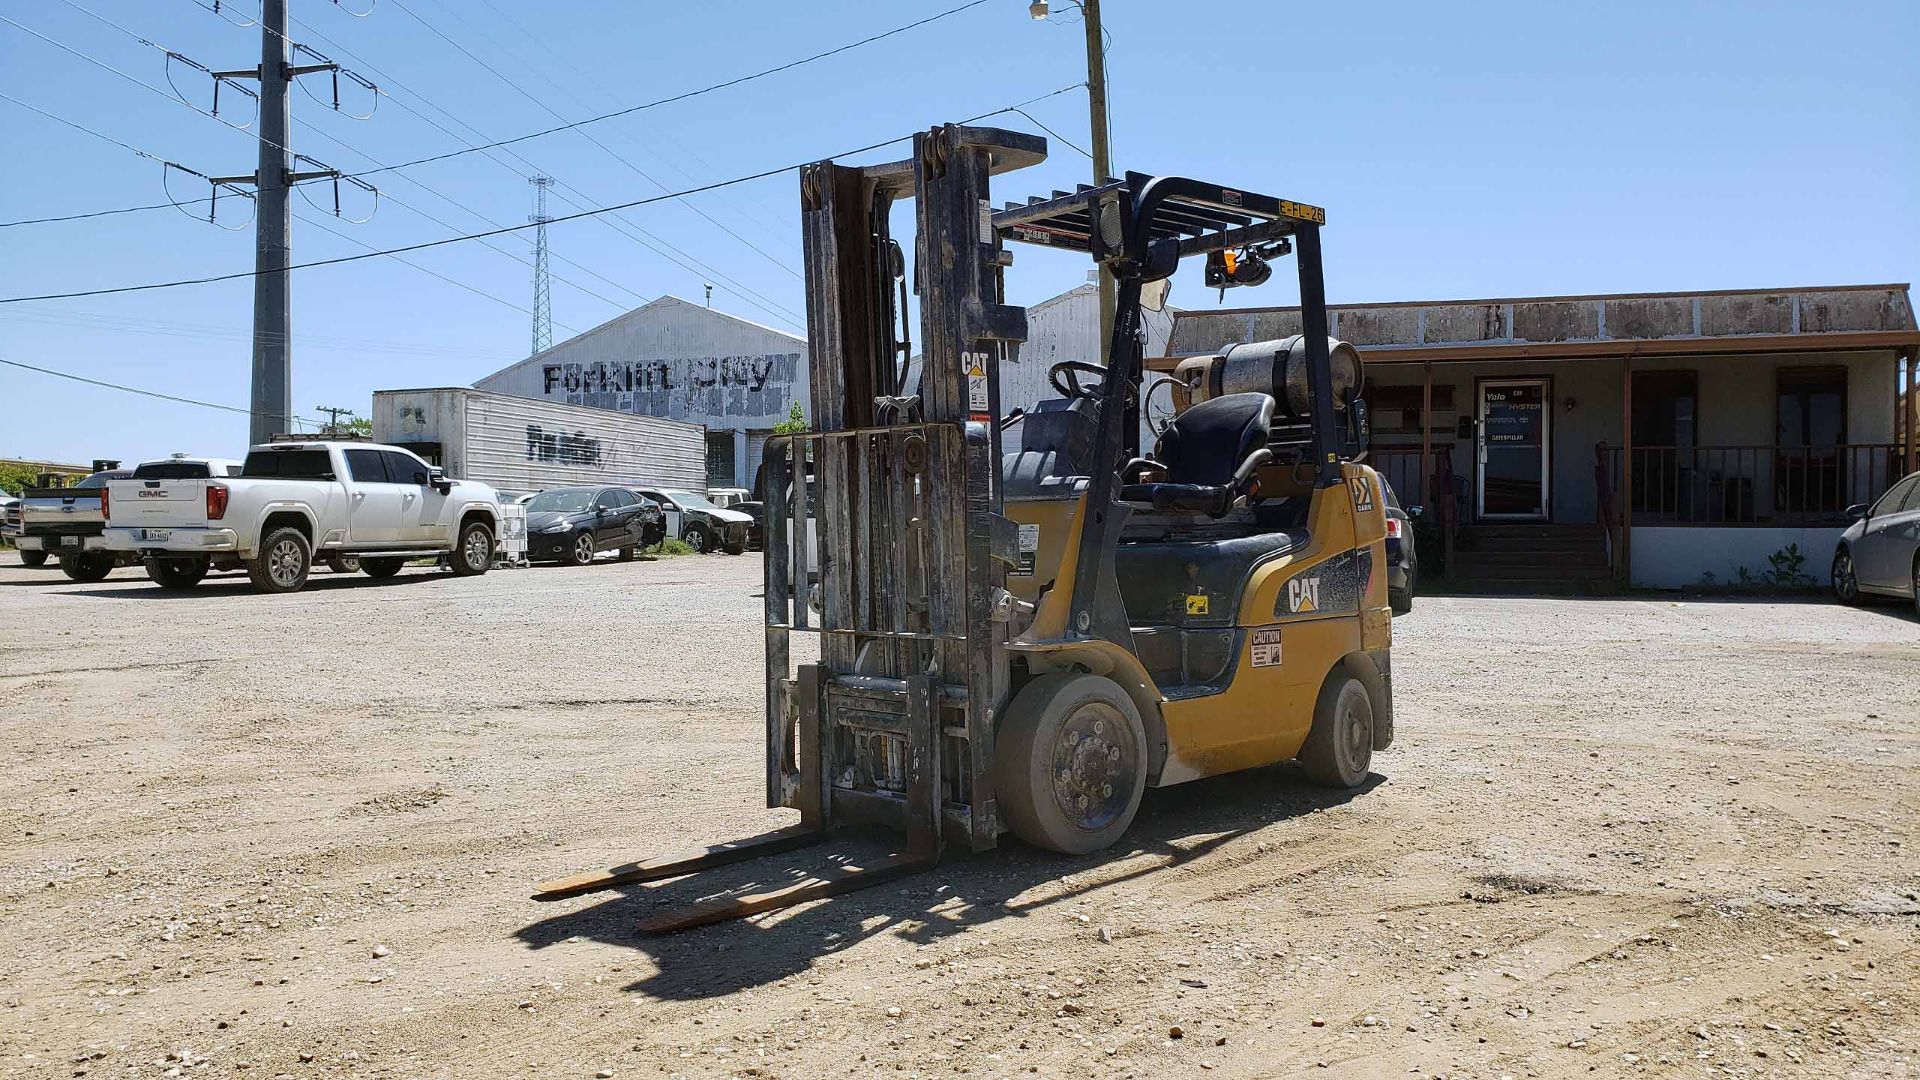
(535, 124, 1393, 930)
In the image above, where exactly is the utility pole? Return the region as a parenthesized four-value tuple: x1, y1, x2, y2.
(315, 405, 357, 434)
(1081, 0, 1114, 360)
(529, 176, 554, 356)
(211, 0, 339, 444)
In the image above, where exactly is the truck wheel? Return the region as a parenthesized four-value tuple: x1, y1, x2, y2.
(684, 524, 712, 554)
(19, 549, 48, 568)
(59, 553, 114, 583)
(360, 557, 403, 579)
(1299, 668, 1374, 788)
(326, 553, 361, 574)
(145, 556, 209, 590)
(248, 527, 312, 594)
(566, 531, 595, 566)
(452, 520, 493, 576)
(994, 674, 1148, 855)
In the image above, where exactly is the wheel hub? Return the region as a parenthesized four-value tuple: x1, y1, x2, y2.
(269, 541, 302, 586)
(1050, 705, 1136, 832)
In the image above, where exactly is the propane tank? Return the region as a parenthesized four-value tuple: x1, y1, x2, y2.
(1170, 336, 1363, 419)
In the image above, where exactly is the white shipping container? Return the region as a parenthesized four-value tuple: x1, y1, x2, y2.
(371, 387, 708, 495)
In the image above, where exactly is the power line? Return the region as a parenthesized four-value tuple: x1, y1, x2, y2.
(0, 85, 1090, 307)
(338, 0, 995, 178)
(0, 357, 323, 426)
(0, 90, 255, 210)
(386, 0, 801, 280)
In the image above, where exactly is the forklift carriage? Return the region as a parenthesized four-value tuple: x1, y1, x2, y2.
(535, 124, 1394, 931)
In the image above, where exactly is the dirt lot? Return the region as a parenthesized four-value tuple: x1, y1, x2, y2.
(0, 554, 1914, 1080)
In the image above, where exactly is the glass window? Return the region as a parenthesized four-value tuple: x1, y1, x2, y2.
(1777, 368, 1846, 447)
(659, 489, 716, 510)
(344, 449, 391, 483)
(607, 489, 635, 508)
(593, 489, 621, 510)
(133, 461, 211, 479)
(382, 451, 428, 485)
(242, 449, 334, 479)
(223, 464, 245, 477)
(527, 489, 595, 513)
(1872, 475, 1920, 516)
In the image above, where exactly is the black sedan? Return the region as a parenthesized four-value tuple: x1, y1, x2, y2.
(525, 486, 663, 565)
(1380, 478, 1419, 615)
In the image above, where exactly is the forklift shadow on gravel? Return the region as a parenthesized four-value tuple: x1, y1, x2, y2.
(516, 767, 1383, 1001)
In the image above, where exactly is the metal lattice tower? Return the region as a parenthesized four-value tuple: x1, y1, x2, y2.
(528, 176, 554, 355)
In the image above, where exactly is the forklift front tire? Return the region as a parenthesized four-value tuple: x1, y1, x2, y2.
(1299, 668, 1374, 788)
(994, 674, 1148, 855)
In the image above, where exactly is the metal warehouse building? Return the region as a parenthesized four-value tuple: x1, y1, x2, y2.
(474, 296, 808, 489)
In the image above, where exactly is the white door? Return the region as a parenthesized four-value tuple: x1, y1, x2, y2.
(342, 448, 406, 544)
(1476, 379, 1551, 520)
(384, 450, 447, 543)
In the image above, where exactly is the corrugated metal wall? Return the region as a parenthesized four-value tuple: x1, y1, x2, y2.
(997, 284, 1176, 455)
(372, 388, 707, 494)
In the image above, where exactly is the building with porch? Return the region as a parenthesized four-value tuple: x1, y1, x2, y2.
(1165, 284, 1920, 590)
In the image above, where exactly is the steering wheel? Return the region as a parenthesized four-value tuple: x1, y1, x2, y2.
(1049, 360, 1110, 400)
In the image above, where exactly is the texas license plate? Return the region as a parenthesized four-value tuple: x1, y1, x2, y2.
(60, 535, 79, 547)
(138, 528, 172, 542)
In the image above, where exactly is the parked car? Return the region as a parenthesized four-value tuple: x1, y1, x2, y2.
(523, 486, 663, 565)
(1, 491, 21, 549)
(17, 469, 134, 578)
(101, 441, 501, 594)
(637, 488, 751, 554)
(1833, 472, 1920, 615)
(706, 486, 751, 509)
(734, 500, 765, 549)
(1380, 478, 1420, 615)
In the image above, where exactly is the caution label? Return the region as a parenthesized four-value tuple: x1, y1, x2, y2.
(1185, 593, 1210, 616)
(1013, 523, 1039, 576)
(1250, 627, 1283, 667)
(965, 351, 991, 414)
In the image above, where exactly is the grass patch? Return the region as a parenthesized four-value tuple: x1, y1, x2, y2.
(643, 538, 696, 557)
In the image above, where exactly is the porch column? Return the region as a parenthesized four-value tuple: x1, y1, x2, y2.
(1419, 362, 1433, 506)
(1620, 357, 1633, 586)
(1896, 349, 1912, 474)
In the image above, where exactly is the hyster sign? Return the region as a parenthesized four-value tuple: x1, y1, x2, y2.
(530, 353, 802, 424)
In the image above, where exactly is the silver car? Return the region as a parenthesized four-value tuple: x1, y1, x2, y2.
(1833, 471, 1920, 614)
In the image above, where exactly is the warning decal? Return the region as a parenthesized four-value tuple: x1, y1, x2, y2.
(1250, 627, 1282, 667)
(965, 351, 991, 414)
(1185, 593, 1210, 616)
(1013, 523, 1039, 576)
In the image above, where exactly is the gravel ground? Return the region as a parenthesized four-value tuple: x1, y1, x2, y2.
(0, 553, 1915, 1080)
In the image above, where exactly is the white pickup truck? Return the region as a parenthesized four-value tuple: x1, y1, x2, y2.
(102, 441, 502, 594)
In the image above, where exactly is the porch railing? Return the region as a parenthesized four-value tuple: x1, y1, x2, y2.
(1599, 443, 1909, 526)
(1367, 443, 1454, 508)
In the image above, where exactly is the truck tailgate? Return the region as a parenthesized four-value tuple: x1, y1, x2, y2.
(106, 479, 212, 529)
(19, 487, 105, 528)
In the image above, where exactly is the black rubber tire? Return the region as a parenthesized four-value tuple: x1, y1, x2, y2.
(18, 549, 49, 568)
(994, 673, 1148, 855)
(684, 524, 713, 554)
(326, 553, 361, 574)
(722, 536, 746, 555)
(1832, 547, 1861, 606)
(59, 552, 114, 583)
(145, 556, 209, 590)
(451, 520, 493, 576)
(564, 530, 595, 566)
(643, 525, 665, 548)
(1911, 556, 1919, 620)
(1299, 668, 1374, 788)
(1389, 586, 1412, 616)
(247, 527, 312, 594)
(360, 557, 404, 579)
(617, 545, 637, 562)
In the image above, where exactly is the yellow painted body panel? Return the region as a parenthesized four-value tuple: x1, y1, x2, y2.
(1002, 463, 1393, 788)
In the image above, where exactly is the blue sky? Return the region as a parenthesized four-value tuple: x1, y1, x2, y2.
(2, 0, 1915, 466)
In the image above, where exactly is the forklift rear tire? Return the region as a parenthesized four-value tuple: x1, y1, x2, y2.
(1299, 668, 1374, 788)
(995, 673, 1148, 855)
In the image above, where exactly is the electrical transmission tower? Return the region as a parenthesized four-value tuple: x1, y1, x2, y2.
(529, 176, 554, 356)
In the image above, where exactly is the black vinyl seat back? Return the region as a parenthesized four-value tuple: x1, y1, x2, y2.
(1156, 393, 1274, 486)
(1120, 392, 1275, 516)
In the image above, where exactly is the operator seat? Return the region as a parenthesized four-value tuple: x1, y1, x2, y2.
(1119, 392, 1275, 517)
